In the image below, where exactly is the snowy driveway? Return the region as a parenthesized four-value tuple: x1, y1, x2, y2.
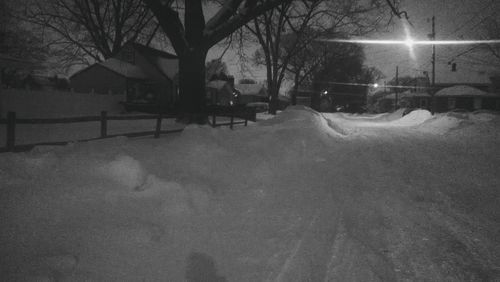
(1, 107, 499, 281)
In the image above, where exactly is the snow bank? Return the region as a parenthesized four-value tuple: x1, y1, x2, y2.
(101, 154, 211, 216)
(259, 106, 347, 137)
(416, 114, 464, 134)
(416, 110, 500, 134)
(390, 109, 432, 126)
(469, 111, 499, 122)
(321, 109, 433, 136)
(101, 155, 147, 189)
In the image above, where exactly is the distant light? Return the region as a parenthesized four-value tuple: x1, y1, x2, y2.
(322, 90, 328, 95)
(404, 37, 414, 48)
(317, 39, 500, 46)
(373, 83, 379, 88)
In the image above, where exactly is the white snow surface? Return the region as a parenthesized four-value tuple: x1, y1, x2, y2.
(1, 105, 500, 281)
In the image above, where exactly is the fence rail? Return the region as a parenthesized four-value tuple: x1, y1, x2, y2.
(1, 107, 256, 153)
(207, 105, 256, 129)
(0, 111, 180, 152)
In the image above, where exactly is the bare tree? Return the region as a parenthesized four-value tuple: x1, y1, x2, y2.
(246, 0, 396, 114)
(23, 0, 157, 68)
(482, 18, 500, 64)
(1, 0, 47, 62)
(206, 58, 228, 81)
(284, 31, 338, 106)
(141, 0, 290, 123)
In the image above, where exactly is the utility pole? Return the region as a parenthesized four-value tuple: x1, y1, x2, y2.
(395, 66, 399, 111)
(430, 16, 436, 114)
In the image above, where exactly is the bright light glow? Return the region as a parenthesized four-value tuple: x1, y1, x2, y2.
(404, 37, 414, 48)
(373, 83, 379, 88)
(323, 90, 328, 95)
(318, 39, 500, 45)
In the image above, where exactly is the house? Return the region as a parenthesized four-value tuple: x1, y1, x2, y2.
(21, 74, 70, 91)
(206, 80, 235, 105)
(376, 90, 431, 112)
(372, 65, 500, 112)
(234, 83, 268, 104)
(70, 42, 179, 113)
(434, 85, 500, 112)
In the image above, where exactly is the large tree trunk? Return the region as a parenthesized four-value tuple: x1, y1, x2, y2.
(178, 49, 208, 124)
(267, 77, 280, 115)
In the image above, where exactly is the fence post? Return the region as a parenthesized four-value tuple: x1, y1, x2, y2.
(244, 108, 248, 126)
(212, 112, 216, 127)
(100, 111, 107, 138)
(6, 111, 16, 151)
(230, 110, 234, 130)
(154, 114, 162, 138)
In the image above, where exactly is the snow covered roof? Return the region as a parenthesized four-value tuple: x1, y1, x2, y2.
(399, 90, 431, 98)
(206, 80, 232, 90)
(379, 90, 430, 100)
(99, 58, 148, 79)
(435, 85, 499, 97)
(152, 57, 179, 79)
(130, 42, 178, 80)
(131, 42, 177, 59)
(235, 84, 267, 96)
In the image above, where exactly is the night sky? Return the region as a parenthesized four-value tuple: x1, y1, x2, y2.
(210, 0, 499, 86)
(364, 0, 499, 83)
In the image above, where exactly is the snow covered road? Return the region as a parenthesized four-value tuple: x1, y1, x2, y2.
(1, 107, 500, 281)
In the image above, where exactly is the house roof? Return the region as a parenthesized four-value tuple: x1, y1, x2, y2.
(207, 80, 232, 91)
(235, 84, 267, 96)
(131, 42, 177, 59)
(435, 85, 499, 98)
(379, 90, 431, 100)
(399, 90, 431, 98)
(70, 43, 178, 81)
(129, 42, 178, 80)
(99, 58, 148, 79)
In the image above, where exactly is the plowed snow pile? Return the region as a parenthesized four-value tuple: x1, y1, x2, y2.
(322, 109, 433, 136)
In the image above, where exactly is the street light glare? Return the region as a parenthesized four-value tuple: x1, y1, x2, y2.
(317, 38, 500, 46)
(404, 37, 414, 48)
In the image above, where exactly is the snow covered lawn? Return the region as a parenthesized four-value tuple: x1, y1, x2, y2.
(0, 118, 185, 148)
(1, 106, 500, 281)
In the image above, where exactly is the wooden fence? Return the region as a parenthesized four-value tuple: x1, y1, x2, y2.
(207, 105, 257, 129)
(0, 111, 181, 152)
(1, 106, 256, 153)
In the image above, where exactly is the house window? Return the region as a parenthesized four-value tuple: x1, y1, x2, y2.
(447, 98, 456, 109)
